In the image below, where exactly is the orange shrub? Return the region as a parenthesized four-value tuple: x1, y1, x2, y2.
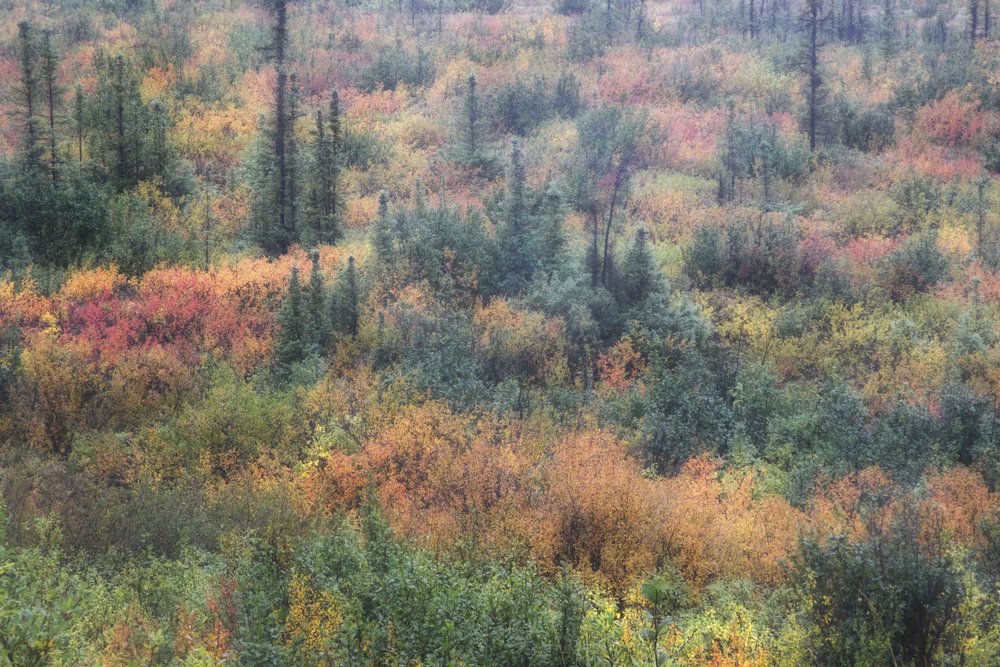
(540, 431, 666, 592)
(913, 90, 990, 149)
(808, 467, 897, 542)
(921, 466, 998, 552)
(0, 275, 53, 333)
(659, 457, 803, 586)
(15, 331, 99, 458)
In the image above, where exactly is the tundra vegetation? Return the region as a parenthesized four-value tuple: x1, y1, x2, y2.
(0, 0, 999, 664)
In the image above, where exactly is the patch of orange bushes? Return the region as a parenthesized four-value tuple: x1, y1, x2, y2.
(303, 401, 809, 593)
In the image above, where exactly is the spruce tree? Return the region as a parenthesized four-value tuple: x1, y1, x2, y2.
(621, 227, 660, 307)
(250, 0, 301, 254)
(89, 53, 176, 191)
(373, 191, 395, 263)
(880, 0, 898, 58)
(275, 266, 307, 369)
(331, 256, 360, 337)
(263, 0, 292, 254)
(275, 0, 288, 242)
(536, 184, 567, 283)
(308, 107, 328, 241)
(305, 251, 329, 351)
(497, 140, 533, 291)
(307, 90, 342, 245)
(328, 90, 342, 243)
(112, 54, 130, 186)
(40, 29, 60, 179)
(287, 73, 300, 241)
(147, 100, 171, 178)
(461, 73, 481, 162)
(17, 21, 42, 172)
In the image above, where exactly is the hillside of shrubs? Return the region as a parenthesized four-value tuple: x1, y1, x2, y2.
(1, 0, 1000, 664)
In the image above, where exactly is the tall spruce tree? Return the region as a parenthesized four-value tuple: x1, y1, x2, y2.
(274, 0, 289, 250)
(260, 0, 293, 254)
(17, 21, 42, 172)
(308, 107, 329, 242)
(40, 29, 60, 180)
(287, 73, 300, 242)
(328, 90, 342, 242)
(112, 54, 129, 186)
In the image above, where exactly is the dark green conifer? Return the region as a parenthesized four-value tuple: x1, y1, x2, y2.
(40, 29, 60, 179)
(621, 227, 660, 306)
(461, 73, 480, 162)
(331, 256, 360, 337)
(373, 191, 394, 263)
(17, 21, 42, 171)
(497, 140, 533, 292)
(306, 251, 329, 351)
(275, 266, 307, 368)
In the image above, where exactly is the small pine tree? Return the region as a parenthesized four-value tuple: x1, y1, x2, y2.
(460, 73, 482, 164)
(553, 72, 582, 118)
(621, 227, 660, 307)
(305, 251, 329, 351)
(536, 184, 567, 282)
(275, 266, 307, 368)
(372, 191, 394, 263)
(330, 256, 360, 337)
(684, 224, 726, 289)
(497, 140, 534, 292)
